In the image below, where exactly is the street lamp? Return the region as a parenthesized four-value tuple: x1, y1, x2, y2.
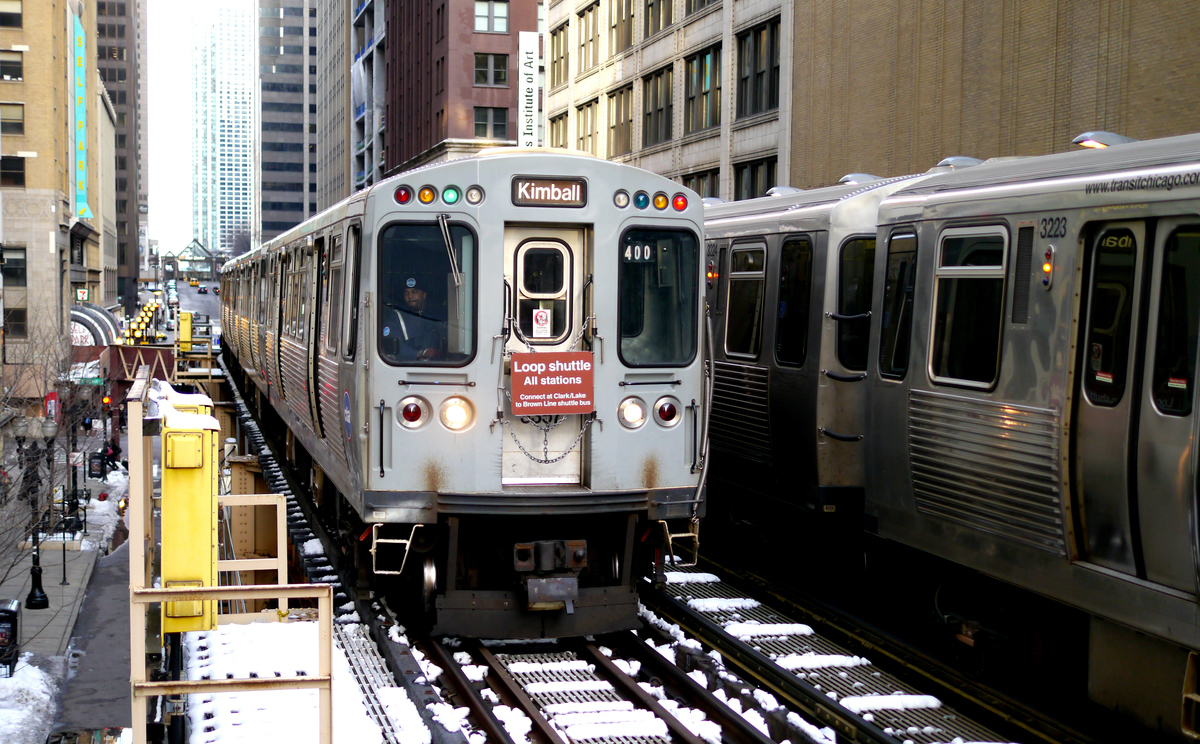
(23, 417, 48, 610)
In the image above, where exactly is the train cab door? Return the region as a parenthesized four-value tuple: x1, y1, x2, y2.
(502, 226, 588, 485)
(1073, 221, 1148, 579)
(1133, 219, 1200, 593)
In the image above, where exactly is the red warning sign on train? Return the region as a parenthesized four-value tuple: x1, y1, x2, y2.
(510, 351, 595, 415)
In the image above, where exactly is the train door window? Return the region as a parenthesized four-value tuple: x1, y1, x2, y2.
(326, 235, 343, 354)
(342, 223, 361, 360)
(516, 242, 570, 342)
(377, 221, 477, 366)
(879, 233, 918, 378)
(1151, 226, 1200, 416)
(299, 243, 313, 339)
(774, 236, 812, 366)
(618, 228, 699, 366)
(837, 237, 876, 370)
(929, 227, 1007, 388)
(724, 245, 766, 358)
(1082, 227, 1138, 406)
(716, 243, 728, 313)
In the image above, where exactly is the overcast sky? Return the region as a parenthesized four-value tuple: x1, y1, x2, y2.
(147, 1, 195, 255)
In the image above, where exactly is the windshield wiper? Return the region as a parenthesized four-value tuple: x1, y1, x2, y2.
(437, 213, 463, 288)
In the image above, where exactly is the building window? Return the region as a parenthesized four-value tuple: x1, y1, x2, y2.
(686, 0, 715, 15)
(0, 0, 20, 28)
(685, 45, 720, 134)
(3, 308, 25, 339)
(737, 18, 779, 118)
(610, 0, 633, 54)
(734, 156, 776, 200)
(550, 24, 569, 88)
(2, 246, 25, 287)
(0, 103, 21, 135)
(645, 0, 670, 37)
(549, 113, 568, 148)
(682, 168, 719, 198)
(607, 86, 633, 157)
(475, 0, 508, 32)
(642, 67, 672, 147)
(474, 107, 508, 139)
(0, 51, 21, 80)
(0, 155, 23, 186)
(474, 53, 508, 86)
(576, 99, 598, 154)
(577, 4, 599, 73)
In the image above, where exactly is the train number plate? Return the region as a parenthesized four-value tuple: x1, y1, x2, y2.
(510, 351, 595, 415)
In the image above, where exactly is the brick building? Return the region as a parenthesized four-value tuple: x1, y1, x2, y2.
(789, 0, 1200, 188)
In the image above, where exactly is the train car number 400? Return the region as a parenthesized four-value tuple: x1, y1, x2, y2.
(511, 351, 595, 415)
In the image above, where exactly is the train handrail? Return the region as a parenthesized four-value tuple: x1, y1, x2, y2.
(825, 310, 871, 322)
(821, 369, 867, 382)
(819, 427, 864, 442)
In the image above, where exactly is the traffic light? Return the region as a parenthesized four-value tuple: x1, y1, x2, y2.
(102, 395, 111, 413)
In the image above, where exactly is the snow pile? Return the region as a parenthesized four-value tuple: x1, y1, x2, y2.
(524, 680, 613, 694)
(376, 687, 432, 744)
(775, 652, 869, 670)
(492, 705, 533, 743)
(839, 693, 941, 714)
(183, 621, 387, 743)
(686, 597, 760, 612)
(658, 699, 722, 744)
(507, 659, 592, 674)
(300, 539, 325, 557)
(543, 701, 668, 741)
(722, 622, 813, 639)
(0, 656, 57, 744)
(663, 571, 719, 584)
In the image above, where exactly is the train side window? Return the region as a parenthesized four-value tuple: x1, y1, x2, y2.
(930, 227, 1007, 388)
(724, 245, 766, 358)
(342, 224, 361, 360)
(325, 235, 343, 354)
(879, 233, 918, 379)
(774, 236, 813, 366)
(837, 237, 876, 370)
(1151, 226, 1200, 416)
(716, 244, 727, 313)
(1082, 228, 1137, 406)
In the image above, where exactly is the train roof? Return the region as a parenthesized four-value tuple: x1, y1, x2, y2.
(703, 173, 928, 226)
(888, 132, 1200, 199)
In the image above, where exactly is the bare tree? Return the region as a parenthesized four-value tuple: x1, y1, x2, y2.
(232, 231, 253, 256)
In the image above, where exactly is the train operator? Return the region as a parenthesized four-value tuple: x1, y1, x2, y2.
(389, 275, 444, 361)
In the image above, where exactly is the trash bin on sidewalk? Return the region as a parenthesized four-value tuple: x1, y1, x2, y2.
(0, 599, 20, 677)
(88, 452, 107, 480)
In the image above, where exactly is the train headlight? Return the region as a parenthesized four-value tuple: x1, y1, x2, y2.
(618, 397, 647, 429)
(653, 396, 681, 427)
(465, 186, 484, 205)
(398, 396, 430, 429)
(440, 397, 475, 431)
(614, 190, 630, 208)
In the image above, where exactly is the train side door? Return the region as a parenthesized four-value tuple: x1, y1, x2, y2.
(307, 236, 325, 438)
(1134, 219, 1200, 593)
(1073, 221, 1146, 577)
(503, 226, 588, 485)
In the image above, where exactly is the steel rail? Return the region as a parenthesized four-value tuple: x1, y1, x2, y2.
(424, 637, 517, 744)
(473, 643, 567, 744)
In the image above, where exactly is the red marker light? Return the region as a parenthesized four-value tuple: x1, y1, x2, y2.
(672, 194, 688, 211)
(402, 403, 422, 423)
(658, 402, 677, 422)
(395, 186, 413, 204)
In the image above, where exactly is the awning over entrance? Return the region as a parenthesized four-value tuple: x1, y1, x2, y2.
(70, 303, 122, 347)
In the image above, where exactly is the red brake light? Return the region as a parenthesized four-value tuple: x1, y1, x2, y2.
(672, 194, 688, 211)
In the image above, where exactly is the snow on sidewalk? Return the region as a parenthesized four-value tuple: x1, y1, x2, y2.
(183, 620, 420, 744)
(0, 655, 59, 744)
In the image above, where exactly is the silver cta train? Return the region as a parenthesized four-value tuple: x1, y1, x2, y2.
(705, 133, 1200, 737)
(221, 150, 709, 638)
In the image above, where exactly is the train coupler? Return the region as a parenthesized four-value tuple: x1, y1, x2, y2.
(515, 539, 587, 613)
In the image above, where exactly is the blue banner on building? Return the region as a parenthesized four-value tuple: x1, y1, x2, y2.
(73, 14, 92, 220)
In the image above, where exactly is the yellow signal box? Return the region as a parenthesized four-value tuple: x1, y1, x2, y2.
(179, 311, 193, 352)
(160, 403, 219, 632)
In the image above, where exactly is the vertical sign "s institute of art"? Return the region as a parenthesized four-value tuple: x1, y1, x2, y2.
(517, 31, 539, 148)
(73, 13, 93, 219)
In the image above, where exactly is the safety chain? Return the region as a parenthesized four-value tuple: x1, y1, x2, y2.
(502, 415, 593, 465)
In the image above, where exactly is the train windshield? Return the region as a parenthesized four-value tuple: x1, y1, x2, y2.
(618, 228, 699, 366)
(377, 222, 476, 366)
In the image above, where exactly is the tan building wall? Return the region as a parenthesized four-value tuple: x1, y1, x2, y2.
(790, 0, 1200, 189)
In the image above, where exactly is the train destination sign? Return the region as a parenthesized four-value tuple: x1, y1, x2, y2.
(510, 351, 594, 415)
(511, 177, 587, 208)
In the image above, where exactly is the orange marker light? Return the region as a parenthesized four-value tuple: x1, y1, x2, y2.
(653, 193, 669, 210)
(1043, 263, 1052, 273)
(418, 187, 437, 204)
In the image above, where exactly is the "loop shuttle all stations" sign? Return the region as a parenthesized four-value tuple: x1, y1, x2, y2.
(510, 351, 595, 415)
